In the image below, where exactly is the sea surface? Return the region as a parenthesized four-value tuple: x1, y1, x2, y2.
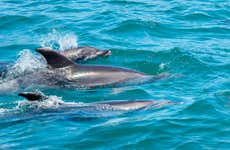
(0, 0, 230, 149)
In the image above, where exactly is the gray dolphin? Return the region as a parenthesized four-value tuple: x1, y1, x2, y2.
(36, 46, 111, 62)
(62, 46, 111, 61)
(36, 48, 164, 88)
(18, 92, 172, 110)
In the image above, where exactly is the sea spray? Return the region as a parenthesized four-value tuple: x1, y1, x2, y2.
(40, 29, 78, 51)
(4, 49, 45, 79)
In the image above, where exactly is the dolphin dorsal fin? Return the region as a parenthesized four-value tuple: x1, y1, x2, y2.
(18, 92, 48, 101)
(36, 48, 75, 68)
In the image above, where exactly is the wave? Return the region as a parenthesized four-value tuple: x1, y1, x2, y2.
(108, 0, 145, 5)
(109, 47, 210, 74)
(106, 19, 167, 35)
(182, 12, 212, 20)
(0, 15, 30, 29)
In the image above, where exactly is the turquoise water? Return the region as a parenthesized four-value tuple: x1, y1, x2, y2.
(0, 0, 230, 149)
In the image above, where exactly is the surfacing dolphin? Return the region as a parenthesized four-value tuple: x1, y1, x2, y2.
(36, 48, 166, 88)
(37, 46, 111, 62)
(18, 92, 172, 111)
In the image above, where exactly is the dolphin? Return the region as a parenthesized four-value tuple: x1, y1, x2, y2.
(36, 46, 111, 62)
(35, 48, 164, 88)
(18, 92, 172, 111)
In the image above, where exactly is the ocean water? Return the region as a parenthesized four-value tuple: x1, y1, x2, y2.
(0, 0, 230, 149)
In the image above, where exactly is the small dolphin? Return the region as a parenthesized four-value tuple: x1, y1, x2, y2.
(18, 92, 172, 110)
(62, 46, 111, 61)
(36, 46, 111, 62)
(36, 48, 164, 88)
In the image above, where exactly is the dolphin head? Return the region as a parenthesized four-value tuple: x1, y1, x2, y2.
(98, 50, 111, 57)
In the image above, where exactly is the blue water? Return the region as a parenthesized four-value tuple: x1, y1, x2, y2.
(0, 0, 230, 149)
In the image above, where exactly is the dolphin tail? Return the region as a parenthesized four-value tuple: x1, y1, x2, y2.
(36, 48, 75, 68)
(18, 92, 48, 101)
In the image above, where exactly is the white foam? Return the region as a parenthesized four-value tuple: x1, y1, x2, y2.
(159, 63, 166, 70)
(0, 79, 19, 93)
(0, 50, 42, 92)
(16, 95, 65, 111)
(95, 117, 128, 127)
(40, 29, 78, 51)
(0, 108, 8, 113)
(5, 49, 45, 79)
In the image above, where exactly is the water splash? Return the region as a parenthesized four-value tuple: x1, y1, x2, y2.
(16, 95, 65, 112)
(159, 63, 167, 70)
(0, 50, 47, 93)
(40, 29, 78, 51)
(4, 49, 45, 79)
